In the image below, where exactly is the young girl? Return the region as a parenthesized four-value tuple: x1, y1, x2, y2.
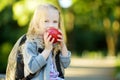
(22, 4, 71, 80)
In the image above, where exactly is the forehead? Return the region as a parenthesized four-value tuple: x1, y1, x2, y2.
(38, 7, 59, 19)
(46, 9, 59, 18)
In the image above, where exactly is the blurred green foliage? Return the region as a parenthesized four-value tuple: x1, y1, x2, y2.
(0, 0, 120, 73)
(65, 0, 120, 56)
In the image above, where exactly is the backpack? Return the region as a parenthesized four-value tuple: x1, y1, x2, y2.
(6, 34, 35, 80)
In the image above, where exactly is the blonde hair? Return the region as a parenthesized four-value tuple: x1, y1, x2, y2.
(27, 4, 61, 37)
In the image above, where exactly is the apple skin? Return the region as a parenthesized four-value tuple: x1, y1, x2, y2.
(46, 27, 61, 43)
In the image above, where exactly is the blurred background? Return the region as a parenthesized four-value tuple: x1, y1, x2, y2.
(0, 0, 120, 80)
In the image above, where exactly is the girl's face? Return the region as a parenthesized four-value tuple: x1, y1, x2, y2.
(38, 8, 59, 34)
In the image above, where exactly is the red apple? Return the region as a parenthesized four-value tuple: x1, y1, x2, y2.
(46, 27, 61, 43)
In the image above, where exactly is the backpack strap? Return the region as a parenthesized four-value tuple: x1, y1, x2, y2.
(16, 34, 37, 80)
(55, 51, 64, 79)
(19, 34, 27, 46)
(15, 34, 27, 79)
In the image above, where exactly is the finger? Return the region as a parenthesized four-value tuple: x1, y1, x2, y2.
(47, 35, 52, 41)
(46, 32, 49, 37)
(50, 38, 55, 44)
(57, 34, 63, 39)
(58, 29, 63, 35)
(57, 38, 63, 42)
(44, 32, 48, 38)
(46, 33, 50, 40)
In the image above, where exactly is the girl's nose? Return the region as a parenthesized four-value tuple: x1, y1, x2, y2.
(48, 24, 56, 27)
(48, 23, 54, 27)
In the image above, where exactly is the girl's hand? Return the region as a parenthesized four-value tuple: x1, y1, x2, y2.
(41, 32, 55, 60)
(57, 30, 64, 46)
(57, 30, 68, 56)
(44, 32, 54, 51)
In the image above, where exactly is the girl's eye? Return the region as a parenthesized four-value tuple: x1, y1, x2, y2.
(53, 20, 58, 23)
(45, 20, 49, 22)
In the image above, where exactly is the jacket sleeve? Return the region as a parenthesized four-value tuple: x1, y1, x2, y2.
(23, 41, 47, 74)
(59, 51, 71, 68)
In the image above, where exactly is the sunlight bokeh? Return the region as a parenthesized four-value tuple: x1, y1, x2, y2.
(58, 0, 72, 8)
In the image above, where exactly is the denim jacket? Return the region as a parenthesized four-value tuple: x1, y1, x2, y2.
(22, 40, 71, 80)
